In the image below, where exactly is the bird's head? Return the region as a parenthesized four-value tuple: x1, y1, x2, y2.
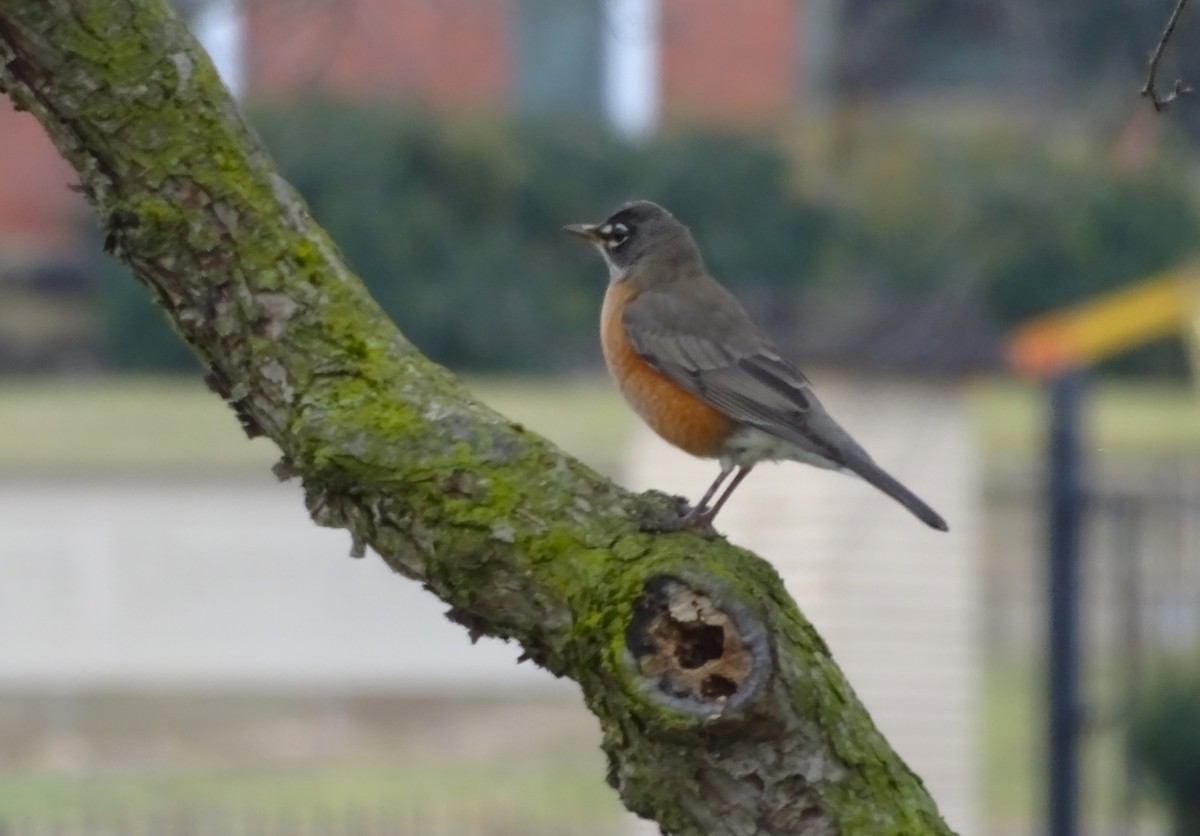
(565, 200, 697, 282)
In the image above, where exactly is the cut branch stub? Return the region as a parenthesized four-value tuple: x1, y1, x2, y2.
(625, 574, 771, 716)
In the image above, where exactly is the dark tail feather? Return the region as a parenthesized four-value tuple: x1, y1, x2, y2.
(847, 458, 949, 532)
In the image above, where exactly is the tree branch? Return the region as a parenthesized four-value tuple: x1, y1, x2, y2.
(0, 2, 954, 833)
(1142, 0, 1193, 111)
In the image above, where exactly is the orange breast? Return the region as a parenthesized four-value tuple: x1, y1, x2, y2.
(601, 280, 734, 458)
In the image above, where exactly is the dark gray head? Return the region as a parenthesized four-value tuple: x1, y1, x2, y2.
(564, 201, 697, 281)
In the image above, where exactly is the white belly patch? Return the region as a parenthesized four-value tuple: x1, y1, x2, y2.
(722, 425, 841, 471)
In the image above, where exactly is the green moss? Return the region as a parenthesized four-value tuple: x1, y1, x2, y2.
(292, 238, 325, 270)
(126, 192, 184, 232)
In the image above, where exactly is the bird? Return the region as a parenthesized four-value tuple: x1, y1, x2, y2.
(564, 200, 948, 532)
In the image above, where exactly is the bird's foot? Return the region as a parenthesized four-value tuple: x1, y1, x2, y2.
(635, 492, 719, 537)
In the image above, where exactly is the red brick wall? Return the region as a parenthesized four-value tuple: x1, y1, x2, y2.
(660, 0, 799, 124)
(0, 99, 86, 253)
(245, 0, 509, 108)
(0, 1, 810, 257)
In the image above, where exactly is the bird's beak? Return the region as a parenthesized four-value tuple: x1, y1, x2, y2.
(563, 223, 600, 242)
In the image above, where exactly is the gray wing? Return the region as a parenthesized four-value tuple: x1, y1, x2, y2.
(623, 284, 950, 531)
(622, 284, 851, 460)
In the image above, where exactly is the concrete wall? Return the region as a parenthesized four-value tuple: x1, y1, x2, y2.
(0, 472, 557, 692)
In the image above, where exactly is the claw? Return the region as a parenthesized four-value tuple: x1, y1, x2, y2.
(636, 497, 719, 538)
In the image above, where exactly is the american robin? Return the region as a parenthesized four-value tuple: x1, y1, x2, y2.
(565, 200, 949, 532)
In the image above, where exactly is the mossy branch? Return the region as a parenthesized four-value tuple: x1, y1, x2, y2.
(0, 2, 954, 834)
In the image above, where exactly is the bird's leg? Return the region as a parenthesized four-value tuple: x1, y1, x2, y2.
(690, 465, 754, 526)
(636, 465, 746, 536)
(681, 463, 735, 523)
(637, 465, 732, 534)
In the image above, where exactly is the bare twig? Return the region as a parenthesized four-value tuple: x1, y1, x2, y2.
(1143, 0, 1193, 112)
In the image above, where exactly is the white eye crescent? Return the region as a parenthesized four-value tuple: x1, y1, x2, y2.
(603, 222, 630, 249)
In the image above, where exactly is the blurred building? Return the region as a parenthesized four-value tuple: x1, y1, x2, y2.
(0, 99, 82, 257)
(0, 98, 97, 372)
(0, 0, 838, 371)
(242, 0, 835, 127)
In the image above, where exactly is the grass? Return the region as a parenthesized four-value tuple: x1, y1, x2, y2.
(0, 377, 277, 469)
(968, 377, 1200, 456)
(982, 658, 1173, 834)
(0, 375, 1196, 472)
(0, 759, 624, 827)
(0, 662, 1162, 830)
(981, 659, 1041, 828)
(0, 375, 632, 472)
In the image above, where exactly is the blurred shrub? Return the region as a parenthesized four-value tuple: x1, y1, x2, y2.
(97, 251, 201, 373)
(1128, 661, 1200, 835)
(95, 103, 1199, 376)
(815, 121, 1200, 375)
(97, 104, 828, 372)
(98, 104, 831, 373)
(836, 0, 1200, 143)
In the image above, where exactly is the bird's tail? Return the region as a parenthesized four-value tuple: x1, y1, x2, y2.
(846, 457, 949, 532)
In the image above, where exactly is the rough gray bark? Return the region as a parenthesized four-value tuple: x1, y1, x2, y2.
(0, 3, 955, 834)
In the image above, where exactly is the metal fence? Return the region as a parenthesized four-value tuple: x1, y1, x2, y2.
(985, 456, 1200, 657)
(984, 451, 1200, 833)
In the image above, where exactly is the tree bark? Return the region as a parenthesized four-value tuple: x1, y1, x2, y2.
(0, 3, 955, 834)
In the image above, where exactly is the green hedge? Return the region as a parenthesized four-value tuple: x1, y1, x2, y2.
(819, 122, 1199, 374)
(94, 103, 1199, 375)
(1129, 661, 1200, 836)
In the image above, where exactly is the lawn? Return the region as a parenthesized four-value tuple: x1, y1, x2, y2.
(981, 659, 1173, 835)
(0, 374, 1196, 471)
(0, 759, 624, 832)
(0, 375, 631, 473)
(0, 378, 278, 469)
(968, 377, 1200, 456)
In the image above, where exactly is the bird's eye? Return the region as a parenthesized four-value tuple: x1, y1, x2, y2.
(604, 223, 630, 249)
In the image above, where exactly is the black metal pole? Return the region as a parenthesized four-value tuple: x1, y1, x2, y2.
(1048, 371, 1085, 836)
(1114, 498, 1144, 836)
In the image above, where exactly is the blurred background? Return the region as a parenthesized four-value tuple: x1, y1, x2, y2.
(2, 0, 1200, 834)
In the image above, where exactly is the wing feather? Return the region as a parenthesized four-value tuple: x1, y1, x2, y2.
(621, 282, 949, 530)
(622, 286, 820, 445)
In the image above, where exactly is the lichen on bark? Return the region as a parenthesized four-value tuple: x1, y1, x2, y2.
(0, 3, 957, 834)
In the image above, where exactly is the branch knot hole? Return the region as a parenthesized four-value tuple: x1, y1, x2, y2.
(625, 575, 769, 716)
